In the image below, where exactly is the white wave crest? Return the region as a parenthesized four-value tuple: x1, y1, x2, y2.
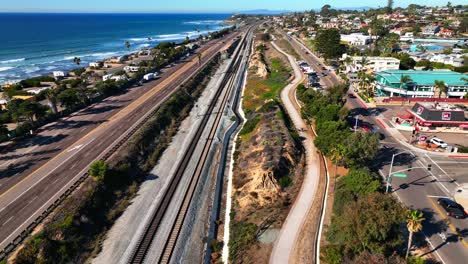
(0, 58, 25, 64)
(0, 67, 13, 72)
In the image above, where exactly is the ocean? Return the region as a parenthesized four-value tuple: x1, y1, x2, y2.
(0, 13, 231, 85)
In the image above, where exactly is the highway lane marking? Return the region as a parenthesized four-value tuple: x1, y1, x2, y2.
(425, 154, 460, 187)
(1, 216, 13, 227)
(427, 197, 468, 250)
(67, 144, 84, 153)
(27, 196, 37, 205)
(427, 195, 451, 199)
(0, 137, 95, 209)
(383, 170, 448, 264)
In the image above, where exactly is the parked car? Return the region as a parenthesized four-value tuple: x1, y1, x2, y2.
(430, 137, 448, 148)
(438, 198, 466, 219)
(347, 93, 356, 98)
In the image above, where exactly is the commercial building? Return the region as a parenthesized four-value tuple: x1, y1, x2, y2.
(374, 70, 468, 98)
(405, 102, 468, 129)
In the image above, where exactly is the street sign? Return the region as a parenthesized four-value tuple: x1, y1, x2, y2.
(393, 173, 407, 178)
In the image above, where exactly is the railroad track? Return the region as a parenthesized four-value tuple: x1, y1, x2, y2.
(0, 32, 240, 261)
(128, 26, 254, 264)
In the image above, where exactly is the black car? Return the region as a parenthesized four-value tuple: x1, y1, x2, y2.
(347, 93, 356, 98)
(438, 198, 466, 219)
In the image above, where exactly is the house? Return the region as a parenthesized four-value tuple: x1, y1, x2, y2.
(390, 27, 404, 35)
(340, 33, 372, 46)
(422, 25, 440, 36)
(321, 22, 339, 29)
(342, 54, 400, 73)
(123, 66, 140, 73)
(138, 50, 151, 56)
(102, 74, 114, 81)
(89, 62, 103, 68)
(110, 75, 127, 82)
(53, 71, 66, 80)
(437, 28, 454, 38)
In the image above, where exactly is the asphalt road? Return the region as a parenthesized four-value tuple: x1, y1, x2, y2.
(345, 95, 468, 264)
(0, 32, 240, 252)
(285, 32, 468, 264)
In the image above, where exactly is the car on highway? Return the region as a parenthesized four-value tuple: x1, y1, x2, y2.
(430, 137, 448, 148)
(437, 198, 467, 219)
(321, 72, 327, 76)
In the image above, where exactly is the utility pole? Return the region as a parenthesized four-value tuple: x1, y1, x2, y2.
(386, 150, 415, 193)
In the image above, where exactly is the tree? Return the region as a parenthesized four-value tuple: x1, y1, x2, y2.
(320, 4, 332, 17)
(13, 101, 47, 123)
(326, 193, 405, 257)
(0, 124, 9, 142)
(124, 41, 131, 50)
(330, 144, 347, 185)
(405, 210, 425, 259)
(343, 132, 380, 168)
(399, 54, 416, 70)
(399, 75, 412, 97)
(73, 57, 81, 65)
(58, 89, 82, 110)
(434, 80, 447, 98)
(315, 29, 346, 60)
(386, 0, 394, 14)
(42, 89, 59, 114)
(89, 160, 108, 181)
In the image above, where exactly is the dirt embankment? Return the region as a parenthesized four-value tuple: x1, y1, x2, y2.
(228, 32, 304, 264)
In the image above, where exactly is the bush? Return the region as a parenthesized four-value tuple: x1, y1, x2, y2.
(279, 176, 292, 188)
(458, 146, 468, 153)
(239, 116, 260, 136)
(229, 222, 257, 261)
(89, 160, 108, 181)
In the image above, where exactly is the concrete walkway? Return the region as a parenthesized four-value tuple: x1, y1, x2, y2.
(269, 42, 321, 264)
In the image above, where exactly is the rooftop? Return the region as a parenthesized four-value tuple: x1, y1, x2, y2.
(376, 70, 468, 86)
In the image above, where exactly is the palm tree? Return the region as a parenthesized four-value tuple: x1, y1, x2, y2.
(44, 89, 58, 114)
(196, 53, 202, 66)
(124, 41, 131, 50)
(73, 57, 81, 65)
(434, 80, 447, 98)
(359, 56, 369, 71)
(399, 75, 412, 98)
(330, 145, 346, 189)
(406, 210, 425, 259)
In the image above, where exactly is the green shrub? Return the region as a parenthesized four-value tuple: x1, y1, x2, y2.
(229, 222, 257, 261)
(239, 116, 260, 136)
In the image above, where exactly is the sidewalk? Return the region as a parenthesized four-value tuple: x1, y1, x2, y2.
(269, 41, 321, 264)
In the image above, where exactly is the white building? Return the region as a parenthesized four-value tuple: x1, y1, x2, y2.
(102, 74, 114, 81)
(89, 62, 102, 68)
(340, 33, 372, 46)
(111, 75, 127, 82)
(342, 54, 400, 73)
(53, 71, 66, 80)
(124, 66, 140, 72)
(409, 52, 467, 67)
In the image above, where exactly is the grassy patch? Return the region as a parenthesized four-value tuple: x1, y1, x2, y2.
(228, 221, 258, 261)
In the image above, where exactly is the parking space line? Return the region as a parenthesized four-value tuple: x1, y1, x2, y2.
(427, 197, 468, 250)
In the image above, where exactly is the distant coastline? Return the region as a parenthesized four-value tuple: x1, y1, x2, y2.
(0, 13, 232, 85)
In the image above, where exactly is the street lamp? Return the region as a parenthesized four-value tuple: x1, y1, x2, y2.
(386, 150, 415, 193)
(354, 115, 360, 133)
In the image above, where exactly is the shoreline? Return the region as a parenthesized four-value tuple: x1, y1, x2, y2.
(0, 14, 232, 86)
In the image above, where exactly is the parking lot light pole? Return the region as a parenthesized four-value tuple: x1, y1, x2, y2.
(386, 150, 415, 193)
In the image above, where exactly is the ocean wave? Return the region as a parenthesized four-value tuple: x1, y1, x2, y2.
(184, 20, 224, 25)
(0, 58, 25, 64)
(0, 67, 14, 72)
(64, 52, 119, 61)
(24, 66, 41, 74)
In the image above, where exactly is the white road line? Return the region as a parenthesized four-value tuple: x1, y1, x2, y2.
(27, 196, 38, 205)
(427, 195, 451, 199)
(425, 154, 460, 186)
(0, 137, 95, 210)
(415, 159, 451, 195)
(1, 216, 13, 226)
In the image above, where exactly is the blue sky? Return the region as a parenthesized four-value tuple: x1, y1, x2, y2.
(1, 0, 466, 13)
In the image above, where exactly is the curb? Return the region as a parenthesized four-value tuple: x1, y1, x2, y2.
(376, 118, 387, 129)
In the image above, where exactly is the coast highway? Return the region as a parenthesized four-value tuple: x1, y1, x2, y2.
(0, 29, 242, 252)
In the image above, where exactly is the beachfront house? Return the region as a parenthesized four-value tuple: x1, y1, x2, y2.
(89, 62, 103, 68)
(53, 71, 66, 80)
(374, 69, 468, 98)
(102, 74, 114, 81)
(111, 75, 127, 82)
(124, 66, 140, 73)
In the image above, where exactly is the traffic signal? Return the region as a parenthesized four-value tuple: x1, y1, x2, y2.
(427, 164, 432, 171)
